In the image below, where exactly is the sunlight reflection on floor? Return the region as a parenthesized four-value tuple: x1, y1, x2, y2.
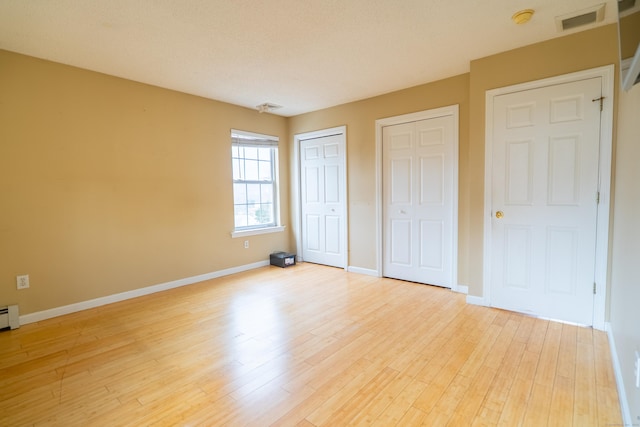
(227, 293, 289, 377)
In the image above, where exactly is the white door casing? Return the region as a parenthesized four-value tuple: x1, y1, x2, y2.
(295, 127, 347, 269)
(378, 106, 458, 288)
(483, 65, 614, 330)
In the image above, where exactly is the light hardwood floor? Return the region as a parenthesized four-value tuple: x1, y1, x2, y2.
(0, 263, 621, 426)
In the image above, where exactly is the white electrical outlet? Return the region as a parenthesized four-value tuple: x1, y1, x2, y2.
(635, 351, 640, 388)
(244, 240, 249, 249)
(16, 274, 30, 290)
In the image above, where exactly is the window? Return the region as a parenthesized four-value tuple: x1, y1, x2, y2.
(231, 130, 280, 233)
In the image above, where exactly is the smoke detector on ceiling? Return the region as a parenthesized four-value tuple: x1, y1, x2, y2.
(555, 3, 606, 32)
(256, 103, 282, 113)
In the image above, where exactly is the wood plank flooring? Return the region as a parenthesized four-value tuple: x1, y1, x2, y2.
(0, 263, 621, 426)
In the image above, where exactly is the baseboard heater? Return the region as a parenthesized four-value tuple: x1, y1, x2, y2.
(0, 305, 19, 330)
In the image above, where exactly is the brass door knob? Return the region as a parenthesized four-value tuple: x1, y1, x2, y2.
(496, 211, 504, 219)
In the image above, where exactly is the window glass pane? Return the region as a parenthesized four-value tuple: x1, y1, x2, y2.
(258, 147, 271, 161)
(245, 159, 259, 181)
(246, 183, 261, 204)
(258, 160, 272, 181)
(261, 184, 273, 203)
(247, 203, 260, 226)
(255, 204, 273, 224)
(232, 158, 243, 180)
(232, 146, 239, 158)
(233, 183, 247, 204)
(234, 204, 248, 228)
(244, 147, 258, 160)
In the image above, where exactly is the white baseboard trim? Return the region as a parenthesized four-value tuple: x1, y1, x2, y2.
(19, 260, 270, 325)
(455, 285, 469, 295)
(605, 322, 632, 426)
(347, 266, 379, 277)
(466, 295, 487, 306)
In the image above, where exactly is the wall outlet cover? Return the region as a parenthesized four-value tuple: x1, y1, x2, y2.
(16, 275, 29, 290)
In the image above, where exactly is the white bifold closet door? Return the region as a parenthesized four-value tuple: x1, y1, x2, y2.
(300, 134, 346, 268)
(382, 114, 456, 288)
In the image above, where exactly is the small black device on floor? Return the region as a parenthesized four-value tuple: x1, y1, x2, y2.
(270, 252, 296, 268)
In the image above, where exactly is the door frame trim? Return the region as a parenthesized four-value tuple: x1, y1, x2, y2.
(375, 105, 460, 291)
(482, 65, 614, 330)
(293, 126, 348, 270)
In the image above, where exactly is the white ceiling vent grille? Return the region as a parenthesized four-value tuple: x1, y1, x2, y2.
(555, 3, 606, 32)
(256, 103, 283, 114)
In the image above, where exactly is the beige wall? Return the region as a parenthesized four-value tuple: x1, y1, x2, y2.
(2, 21, 636, 417)
(289, 24, 619, 295)
(289, 75, 470, 277)
(610, 84, 640, 422)
(619, 9, 640, 59)
(0, 50, 291, 315)
(0, 24, 626, 316)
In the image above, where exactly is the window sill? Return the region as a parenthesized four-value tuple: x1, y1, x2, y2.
(231, 226, 286, 238)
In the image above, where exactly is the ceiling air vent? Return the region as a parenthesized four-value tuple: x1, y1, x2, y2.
(555, 3, 606, 32)
(256, 102, 283, 113)
(618, 0, 636, 14)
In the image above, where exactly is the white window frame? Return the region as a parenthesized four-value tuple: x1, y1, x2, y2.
(230, 129, 284, 238)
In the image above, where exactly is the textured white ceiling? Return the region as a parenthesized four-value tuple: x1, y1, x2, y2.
(0, 0, 617, 116)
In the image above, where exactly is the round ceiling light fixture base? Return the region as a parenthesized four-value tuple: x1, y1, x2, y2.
(512, 9, 535, 25)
